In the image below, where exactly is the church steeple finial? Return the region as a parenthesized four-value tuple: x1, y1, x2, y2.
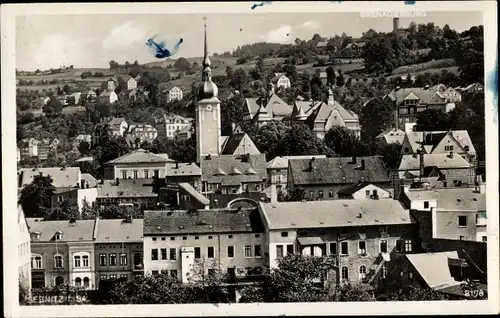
(202, 17, 211, 69)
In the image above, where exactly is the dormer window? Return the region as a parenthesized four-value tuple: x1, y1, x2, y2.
(31, 232, 41, 241)
(55, 231, 63, 240)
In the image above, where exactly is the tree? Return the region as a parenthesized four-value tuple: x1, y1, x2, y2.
(174, 57, 192, 71)
(252, 121, 290, 159)
(323, 126, 359, 157)
(77, 141, 91, 155)
(19, 174, 56, 217)
(328, 283, 374, 302)
(225, 66, 234, 78)
(283, 186, 306, 201)
(360, 97, 395, 140)
(220, 97, 245, 136)
(271, 123, 332, 158)
(106, 272, 198, 304)
(99, 205, 143, 219)
(170, 137, 196, 163)
(414, 109, 451, 132)
(109, 60, 119, 69)
(45, 197, 80, 221)
(188, 258, 231, 303)
(375, 141, 402, 170)
(63, 84, 71, 94)
(325, 66, 336, 87)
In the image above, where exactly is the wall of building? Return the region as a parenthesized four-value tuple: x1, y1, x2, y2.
(94, 242, 143, 285)
(433, 209, 477, 241)
(77, 188, 98, 212)
(350, 185, 391, 200)
(30, 243, 70, 289)
(68, 243, 95, 289)
(289, 183, 392, 201)
(113, 162, 168, 179)
(196, 101, 222, 163)
(18, 215, 32, 290)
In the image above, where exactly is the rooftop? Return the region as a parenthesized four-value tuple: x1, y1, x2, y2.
(387, 87, 447, 105)
(94, 218, 144, 243)
(18, 167, 81, 189)
(105, 149, 174, 165)
(406, 251, 462, 290)
(405, 187, 486, 211)
(200, 154, 268, 183)
(267, 155, 327, 170)
(143, 208, 265, 235)
(399, 153, 472, 170)
(27, 218, 95, 242)
(260, 199, 412, 230)
(98, 179, 157, 198)
(166, 162, 202, 177)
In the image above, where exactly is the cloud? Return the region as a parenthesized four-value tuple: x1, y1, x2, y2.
(299, 21, 320, 30)
(263, 25, 293, 44)
(102, 21, 152, 50)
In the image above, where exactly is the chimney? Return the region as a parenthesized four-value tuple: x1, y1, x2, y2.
(351, 155, 357, 164)
(175, 161, 179, 169)
(327, 88, 334, 106)
(76, 182, 80, 189)
(270, 184, 278, 206)
(116, 178, 120, 186)
(86, 182, 89, 189)
(80, 179, 85, 189)
(309, 157, 316, 171)
(360, 159, 365, 170)
(419, 151, 425, 179)
(231, 123, 236, 133)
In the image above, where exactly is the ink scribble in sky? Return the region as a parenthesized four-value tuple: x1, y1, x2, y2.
(145, 36, 184, 59)
(404, 1, 416, 4)
(251, 1, 272, 10)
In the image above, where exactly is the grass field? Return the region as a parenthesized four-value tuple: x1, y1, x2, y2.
(391, 58, 456, 75)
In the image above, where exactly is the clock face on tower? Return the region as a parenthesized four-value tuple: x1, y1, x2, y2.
(205, 104, 213, 111)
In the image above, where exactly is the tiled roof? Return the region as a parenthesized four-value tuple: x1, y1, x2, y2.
(387, 87, 447, 105)
(267, 155, 327, 169)
(260, 199, 412, 230)
(405, 188, 486, 211)
(166, 162, 202, 177)
(75, 156, 94, 162)
(143, 208, 265, 235)
(97, 179, 157, 198)
(94, 218, 144, 243)
(178, 182, 209, 205)
(200, 154, 268, 183)
(221, 132, 260, 156)
(105, 149, 171, 165)
(307, 100, 358, 123)
(406, 251, 462, 290)
(207, 192, 269, 209)
(289, 156, 389, 185)
(18, 167, 81, 189)
(26, 218, 95, 242)
(244, 98, 261, 117)
(399, 154, 472, 170)
(263, 94, 292, 117)
(376, 128, 405, 144)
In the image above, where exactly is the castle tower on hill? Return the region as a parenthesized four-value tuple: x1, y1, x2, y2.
(195, 19, 222, 165)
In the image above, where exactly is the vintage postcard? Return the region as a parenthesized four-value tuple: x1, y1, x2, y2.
(2, 1, 498, 317)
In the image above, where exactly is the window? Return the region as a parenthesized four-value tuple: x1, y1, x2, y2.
(341, 266, 349, 280)
(182, 237, 187, 241)
(458, 216, 467, 227)
(359, 265, 367, 280)
(100, 275, 107, 281)
(154, 170, 159, 178)
(109, 253, 117, 266)
(228, 235, 233, 239)
(276, 245, 284, 258)
(255, 234, 260, 238)
(169, 248, 176, 260)
(380, 240, 388, 253)
(482, 236, 487, 242)
(379, 226, 388, 235)
(83, 277, 90, 287)
(318, 190, 324, 198)
(121, 171, 127, 179)
(31, 255, 42, 269)
(74, 255, 81, 268)
(404, 147, 409, 153)
(286, 244, 294, 255)
(445, 145, 454, 151)
(208, 236, 213, 240)
(75, 277, 82, 286)
(424, 201, 429, 209)
(365, 190, 370, 198)
(144, 170, 149, 179)
(133, 170, 138, 179)
(340, 242, 348, 255)
(408, 271, 414, 280)
(54, 255, 63, 268)
(170, 237, 175, 241)
(195, 236, 199, 240)
(458, 235, 465, 240)
(381, 264, 387, 279)
(152, 237, 157, 241)
(329, 191, 334, 198)
(207, 247, 214, 258)
(194, 247, 201, 259)
(227, 246, 234, 258)
(161, 237, 166, 241)
(309, 191, 314, 198)
(120, 253, 127, 265)
(110, 274, 117, 280)
(151, 249, 158, 261)
(281, 232, 288, 237)
(99, 254, 106, 266)
(358, 241, 366, 255)
(373, 190, 378, 197)
(244, 245, 252, 258)
(120, 274, 128, 280)
(254, 245, 262, 257)
(160, 248, 167, 260)
(55, 232, 62, 240)
(405, 240, 412, 252)
(464, 145, 470, 151)
(329, 242, 337, 255)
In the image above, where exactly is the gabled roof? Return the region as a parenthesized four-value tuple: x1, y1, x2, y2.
(307, 100, 358, 123)
(143, 208, 265, 235)
(267, 155, 327, 170)
(387, 87, 447, 105)
(97, 179, 157, 198)
(26, 219, 95, 242)
(18, 167, 81, 189)
(200, 154, 268, 183)
(404, 187, 486, 211)
(81, 173, 98, 188)
(260, 199, 412, 230)
(289, 156, 389, 185)
(94, 218, 144, 243)
(166, 162, 202, 176)
(105, 149, 173, 165)
(406, 251, 462, 290)
(263, 94, 293, 116)
(221, 130, 260, 156)
(376, 128, 406, 144)
(399, 154, 472, 170)
(178, 182, 209, 205)
(337, 182, 389, 196)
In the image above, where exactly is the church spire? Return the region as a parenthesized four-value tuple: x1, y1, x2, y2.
(202, 17, 211, 70)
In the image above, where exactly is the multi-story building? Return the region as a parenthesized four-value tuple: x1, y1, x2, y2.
(242, 84, 293, 127)
(18, 138, 40, 161)
(94, 118, 129, 143)
(155, 114, 193, 139)
(18, 205, 32, 291)
(96, 179, 158, 210)
(143, 208, 267, 284)
(107, 77, 117, 92)
(163, 85, 184, 103)
(257, 192, 418, 287)
(27, 218, 96, 289)
(398, 153, 476, 187)
(220, 125, 261, 156)
(94, 217, 144, 286)
(127, 75, 141, 91)
(266, 155, 327, 191)
(98, 91, 118, 104)
(126, 124, 158, 143)
(287, 156, 391, 200)
(400, 130, 477, 165)
(271, 73, 291, 90)
(431, 84, 462, 103)
(384, 86, 455, 132)
(103, 148, 175, 179)
(165, 162, 203, 189)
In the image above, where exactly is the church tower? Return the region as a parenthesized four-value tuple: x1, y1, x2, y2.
(195, 19, 221, 164)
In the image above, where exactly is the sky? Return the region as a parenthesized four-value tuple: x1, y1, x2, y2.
(16, 11, 483, 71)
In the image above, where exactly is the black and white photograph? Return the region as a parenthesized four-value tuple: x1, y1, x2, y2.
(2, 1, 498, 316)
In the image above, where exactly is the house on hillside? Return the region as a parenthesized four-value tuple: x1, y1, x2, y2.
(126, 124, 158, 144)
(69, 92, 82, 105)
(431, 84, 462, 103)
(340, 41, 366, 58)
(316, 41, 329, 54)
(271, 73, 291, 90)
(127, 75, 141, 91)
(81, 90, 97, 103)
(287, 156, 391, 200)
(163, 85, 183, 103)
(107, 77, 117, 91)
(57, 94, 69, 106)
(155, 113, 193, 139)
(72, 134, 92, 149)
(400, 130, 477, 164)
(37, 139, 60, 161)
(384, 85, 455, 132)
(242, 83, 293, 127)
(98, 91, 118, 104)
(455, 83, 484, 95)
(18, 138, 40, 161)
